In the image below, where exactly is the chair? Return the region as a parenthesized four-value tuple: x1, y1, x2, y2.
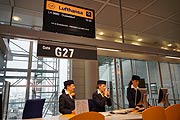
(88, 99, 95, 111)
(142, 106, 166, 120)
(22, 99, 45, 119)
(69, 112, 105, 120)
(165, 104, 180, 120)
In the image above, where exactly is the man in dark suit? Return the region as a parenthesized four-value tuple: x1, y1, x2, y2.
(59, 80, 75, 114)
(92, 80, 112, 112)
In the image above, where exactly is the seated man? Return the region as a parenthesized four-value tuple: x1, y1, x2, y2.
(92, 80, 112, 112)
(59, 80, 75, 114)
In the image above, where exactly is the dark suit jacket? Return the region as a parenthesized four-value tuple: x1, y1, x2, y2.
(92, 90, 112, 112)
(127, 87, 141, 108)
(59, 93, 75, 114)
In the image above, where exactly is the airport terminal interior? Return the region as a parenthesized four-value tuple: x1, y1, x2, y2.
(0, 0, 180, 119)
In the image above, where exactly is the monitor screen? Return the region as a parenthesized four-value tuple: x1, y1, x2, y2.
(139, 79, 146, 88)
(158, 88, 168, 104)
(136, 88, 147, 105)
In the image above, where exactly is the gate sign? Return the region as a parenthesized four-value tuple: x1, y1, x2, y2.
(43, 0, 95, 38)
(37, 43, 97, 60)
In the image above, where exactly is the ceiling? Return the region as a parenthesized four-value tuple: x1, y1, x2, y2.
(0, 0, 180, 51)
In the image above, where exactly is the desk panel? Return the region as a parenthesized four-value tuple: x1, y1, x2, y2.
(22, 112, 142, 120)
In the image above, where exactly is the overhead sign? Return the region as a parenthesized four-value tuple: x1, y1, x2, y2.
(37, 42, 97, 60)
(43, 0, 95, 38)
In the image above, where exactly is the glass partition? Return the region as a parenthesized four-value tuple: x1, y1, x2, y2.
(97, 56, 180, 109)
(160, 62, 175, 105)
(169, 63, 180, 104)
(98, 56, 117, 110)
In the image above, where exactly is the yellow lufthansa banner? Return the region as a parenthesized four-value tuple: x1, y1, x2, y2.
(46, 0, 94, 19)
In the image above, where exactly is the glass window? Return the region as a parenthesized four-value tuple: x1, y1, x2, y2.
(98, 56, 115, 110)
(2, 38, 70, 119)
(160, 62, 175, 105)
(147, 61, 161, 105)
(170, 63, 180, 104)
(121, 59, 133, 108)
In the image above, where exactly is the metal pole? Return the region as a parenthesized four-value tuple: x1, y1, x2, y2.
(157, 62, 163, 88)
(130, 60, 133, 75)
(119, 0, 125, 44)
(146, 61, 153, 105)
(119, 59, 125, 108)
(114, 58, 120, 109)
(25, 41, 33, 100)
(168, 63, 176, 104)
(2, 81, 11, 120)
(10, 6, 14, 26)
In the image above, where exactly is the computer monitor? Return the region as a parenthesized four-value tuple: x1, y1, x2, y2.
(158, 88, 170, 107)
(139, 79, 146, 88)
(136, 88, 149, 109)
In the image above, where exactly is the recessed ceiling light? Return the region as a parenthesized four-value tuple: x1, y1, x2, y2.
(165, 56, 180, 60)
(114, 39, 122, 43)
(161, 47, 168, 50)
(137, 38, 142, 41)
(96, 36, 103, 40)
(119, 35, 125, 39)
(131, 42, 140, 46)
(167, 44, 172, 47)
(12, 16, 21, 21)
(99, 32, 104, 35)
(97, 47, 119, 52)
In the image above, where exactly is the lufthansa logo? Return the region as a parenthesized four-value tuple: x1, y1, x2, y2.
(86, 11, 91, 17)
(48, 3, 55, 9)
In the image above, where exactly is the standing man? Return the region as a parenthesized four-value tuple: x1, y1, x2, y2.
(59, 80, 75, 114)
(92, 80, 112, 112)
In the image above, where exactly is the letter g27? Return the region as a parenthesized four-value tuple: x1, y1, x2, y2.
(55, 47, 74, 58)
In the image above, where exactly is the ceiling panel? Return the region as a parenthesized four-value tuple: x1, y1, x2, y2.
(96, 5, 120, 27)
(13, 7, 42, 17)
(144, 21, 180, 41)
(63, 0, 103, 12)
(163, 29, 180, 42)
(0, 4, 12, 23)
(13, 7, 43, 27)
(96, 5, 135, 27)
(124, 14, 161, 32)
(143, 0, 180, 18)
(0, 0, 10, 5)
(15, 0, 44, 12)
(169, 13, 180, 23)
(110, 0, 154, 10)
